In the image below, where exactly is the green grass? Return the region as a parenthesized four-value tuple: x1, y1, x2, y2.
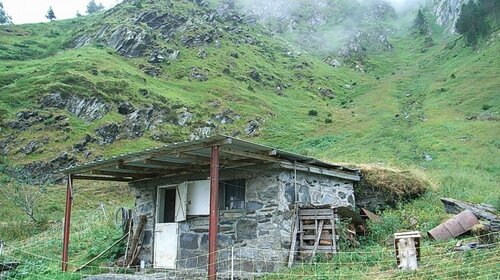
(0, 1, 499, 279)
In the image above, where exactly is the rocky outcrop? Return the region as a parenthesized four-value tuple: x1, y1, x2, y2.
(107, 26, 151, 57)
(122, 106, 176, 138)
(245, 119, 259, 135)
(40, 92, 109, 122)
(7, 111, 52, 131)
(20, 152, 78, 183)
(117, 102, 135, 115)
(365, 1, 397, 22)
(73, 134, 95, 152)
(135, 10, 186, 40)
(432, 0, 466, 34)
(214, 109, 240, 125)
(337, 27, 393, 67)
(19, 141, 44, 155)
(96, 123, 121, 145)
(0, 136, 13, 155)
(72, 25, 111, 48)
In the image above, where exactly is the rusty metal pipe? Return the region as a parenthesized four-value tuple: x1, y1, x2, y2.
(428, 210, 480, 241)
(208, 145, 220, 280)
(62, 174, 73, 271)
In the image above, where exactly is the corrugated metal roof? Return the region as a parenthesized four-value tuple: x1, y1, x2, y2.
(61, 135, 359, 182)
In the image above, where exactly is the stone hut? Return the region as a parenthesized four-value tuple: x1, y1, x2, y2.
(61, 135, 360, 277)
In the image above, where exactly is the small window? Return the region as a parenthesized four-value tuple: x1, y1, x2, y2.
(219, 179, 245, 210)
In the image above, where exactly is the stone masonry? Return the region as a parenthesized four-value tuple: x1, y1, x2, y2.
(132, 163, 355, 275)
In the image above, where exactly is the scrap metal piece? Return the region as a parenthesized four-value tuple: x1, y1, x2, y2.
(428, 210, 480, 241)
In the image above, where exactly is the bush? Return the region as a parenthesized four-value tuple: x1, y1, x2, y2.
(482, 104, 492, 110)
(325, 118, 333, 123)
(308, 109, 318, 116)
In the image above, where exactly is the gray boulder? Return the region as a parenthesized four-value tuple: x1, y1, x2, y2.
(96, 123, 121, 145)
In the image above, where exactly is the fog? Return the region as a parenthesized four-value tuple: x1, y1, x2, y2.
(365, 0, 428, 14)
(236, 0, 429, 55)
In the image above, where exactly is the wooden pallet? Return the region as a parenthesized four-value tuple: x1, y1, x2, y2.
(298, 208, 337, 261)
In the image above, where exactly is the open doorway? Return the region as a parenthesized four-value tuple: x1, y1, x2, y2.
(157, 188, 176, 223)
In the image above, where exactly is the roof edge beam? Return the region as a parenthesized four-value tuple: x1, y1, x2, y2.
(280, 162, 360, 181)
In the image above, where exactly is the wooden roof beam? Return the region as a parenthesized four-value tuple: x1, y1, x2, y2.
(72, 175, 133, 182)
(63, 137, 233, 174)
(91, 169, 159, 179)
(220, 147, 283, 163)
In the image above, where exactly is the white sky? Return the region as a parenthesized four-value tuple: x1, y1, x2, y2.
(2, 0, 120, 24)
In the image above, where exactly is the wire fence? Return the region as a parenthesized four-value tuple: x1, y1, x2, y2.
(1, 220, 499, 280)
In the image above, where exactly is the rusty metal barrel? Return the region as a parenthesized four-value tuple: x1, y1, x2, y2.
(428, 210, 480, 241)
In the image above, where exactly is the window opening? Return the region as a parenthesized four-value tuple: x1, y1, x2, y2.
(219, 179, 245, 210)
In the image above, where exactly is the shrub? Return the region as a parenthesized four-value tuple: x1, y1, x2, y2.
(325, 118, 333, 123)
(482, 104, 492, 110)
(308, 109, 318, 116)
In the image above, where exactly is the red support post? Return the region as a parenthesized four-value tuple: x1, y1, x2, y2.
(62, 174, 73, 272)
(208, 145, 220, 280)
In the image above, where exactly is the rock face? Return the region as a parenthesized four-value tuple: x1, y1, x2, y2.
(96, 123, 121, 145)
(132, 166, 356, 274)
(432, 0, 466, 34)
(8, 111, 52, 131)
(107, 26, 151, 57)
(19, 152, 78, 183)
(121, 106, 175, 138)
(70, 2, 221, 57)
(338, 27, 393, 65)
(40, 92, 109, 122)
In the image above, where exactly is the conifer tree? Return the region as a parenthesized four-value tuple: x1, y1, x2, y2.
(412, 9, 430, 36)
(86, 0, 105, 15)
(456, 2, 490, 46)
(46, 6, 56, 21)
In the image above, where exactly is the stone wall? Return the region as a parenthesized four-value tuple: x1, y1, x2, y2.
(132, 165, 355, 274)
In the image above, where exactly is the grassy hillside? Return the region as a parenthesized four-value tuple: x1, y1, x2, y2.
(0, 0, 499, 279)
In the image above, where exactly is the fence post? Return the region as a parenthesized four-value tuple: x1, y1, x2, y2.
(231, 245, 234, 280)
(100, 203, 108, 220)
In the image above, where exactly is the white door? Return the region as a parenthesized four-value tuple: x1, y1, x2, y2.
(154, 223, 178, 269)
(154, 184, 186, 269)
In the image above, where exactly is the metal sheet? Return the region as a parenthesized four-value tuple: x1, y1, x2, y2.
(61, 135, 360, 181)
(427, 210, 480, 241)
(187, 180, 210, 215)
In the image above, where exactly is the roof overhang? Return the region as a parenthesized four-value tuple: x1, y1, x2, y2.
(61, 135, 360, 182)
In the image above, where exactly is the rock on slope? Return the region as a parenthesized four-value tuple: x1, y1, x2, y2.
(432, 0, 466, 35)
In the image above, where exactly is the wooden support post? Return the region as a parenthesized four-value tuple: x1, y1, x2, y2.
(208, 145, 220, 280)
(330, 210, 337, 253)
(288, 208, 299, 268)
(62, 174, 73, 272)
